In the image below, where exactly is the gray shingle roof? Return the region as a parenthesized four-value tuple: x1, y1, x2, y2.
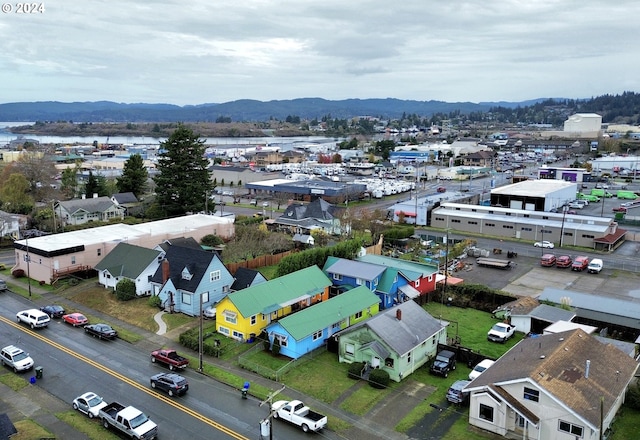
(59, 196, 117, 214)
(324, 258, 385, 281)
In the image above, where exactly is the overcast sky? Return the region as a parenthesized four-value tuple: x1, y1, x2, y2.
(1, 0, 638, 106)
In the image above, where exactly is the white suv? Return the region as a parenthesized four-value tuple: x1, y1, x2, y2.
(1, 345, 34, 373)
(16, 308, 50, 329)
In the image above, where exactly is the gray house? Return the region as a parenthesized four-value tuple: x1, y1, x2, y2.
(56, 196, 125, 226)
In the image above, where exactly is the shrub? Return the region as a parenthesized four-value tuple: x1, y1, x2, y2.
(148, 295, 162, 308)
(115, 279, 136, 301)
(348, 362, 365, 379)
(369, 368, 390, 389)
(626, 381, 640, 410)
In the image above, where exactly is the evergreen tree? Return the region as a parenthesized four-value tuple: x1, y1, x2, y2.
(84, 171, 100, 197)
(153, 125, 212, 217)
(117, 154, 148, 197)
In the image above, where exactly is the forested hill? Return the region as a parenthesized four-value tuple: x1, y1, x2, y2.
(0, 98, 537, 123)
(0, 92, 638, 123)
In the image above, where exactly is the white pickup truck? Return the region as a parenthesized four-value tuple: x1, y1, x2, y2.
(271, 400, 327, 433)
(99, 401, 158, 440)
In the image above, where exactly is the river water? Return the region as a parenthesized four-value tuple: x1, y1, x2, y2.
(0, 122, 339, 149)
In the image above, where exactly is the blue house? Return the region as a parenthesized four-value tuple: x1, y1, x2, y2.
(149, 244, 234, 316)
(323, 256, 415, 309)
(265, 286, 380, 359)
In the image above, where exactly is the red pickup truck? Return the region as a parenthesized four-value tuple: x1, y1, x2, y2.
(150, 349, 189, 370)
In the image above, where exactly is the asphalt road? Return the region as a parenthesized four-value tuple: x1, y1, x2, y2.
(0, 292, 319, 440)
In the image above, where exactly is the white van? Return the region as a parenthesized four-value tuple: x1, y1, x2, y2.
(587, 259, 603, 274)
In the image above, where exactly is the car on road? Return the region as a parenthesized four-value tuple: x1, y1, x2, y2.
(72, 392, 107, 418)
(40, 305, 66, 319)
(150, 373, 189, 397)
(555, 255, 572, 268)
(437, 186, 447, 193)
(487, 322, 516, 343)
(0, 279, 7, 291)
(84, 323, 117, 340)
(63, 313, 89, 327)
(16, 309, 50, 329)
(572, 256, 589, 272)
(1, 345, 34, 373)
(534, 241, 554, 249)
(469, 359, 495, 381)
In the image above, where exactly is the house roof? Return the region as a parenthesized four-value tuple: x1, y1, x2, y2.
(344, 301, 444, 357)
(227, 266, 332, 317)
(323, 256, 386, 281)
(467, 329, 639, 428)
(149, 244, 224, 292)
(231, 267, 265, 291)
(157, 237, 203, 252)
(58, 196, 118, 215)
(356, 254, 438, 279)
(527, 304, 575, 323)
(270, 286, 379, 340)
(493, 296, 539, 316)
(94, 242, 162, 278)
(112, 192, 139, 204)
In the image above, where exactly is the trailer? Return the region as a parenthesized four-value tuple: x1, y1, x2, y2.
(475, 258, 512, 269)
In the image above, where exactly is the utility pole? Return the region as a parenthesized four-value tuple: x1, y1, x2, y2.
(25, 235, 32, 298)
(198, 293, 205, 372)
(258, 385, 286, 440)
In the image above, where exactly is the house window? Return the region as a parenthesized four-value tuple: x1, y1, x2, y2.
(356, 277, 364, 286)
(232, 331, 244, 340)
(224, 311, 237, 325)
(312, 330, 323, 341)
(333, 273, 342, 281)
(223, 285, 230, 293)
(181, 292, 192, 305)
(97, 249, 102, 256)
(523, 387, 539, 402)
(250, 315, 257, 326)
(71, 256, 76, 264)
(385, 357, 394, 367)
(486, 222, 495, 227)
(354, 311, 363, 319)
(407, 352, 411, 363)
(415, 279, 420, 287)
(181, 267, 193, 280)
(479, 404, 494, 422)
(275, 334, 288, 347)
(210, 270, 221, 282)
(218, 327, 229, 335)
(345, 343, 355, 355)
(559, 420, 583, 437)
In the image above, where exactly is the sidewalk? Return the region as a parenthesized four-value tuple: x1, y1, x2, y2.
(7, 279, 421, 440)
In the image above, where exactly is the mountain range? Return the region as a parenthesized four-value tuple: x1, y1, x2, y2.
(0, 98, 547, 123)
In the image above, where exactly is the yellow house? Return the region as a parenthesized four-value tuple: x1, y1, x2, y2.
(216, 265, 332, 341)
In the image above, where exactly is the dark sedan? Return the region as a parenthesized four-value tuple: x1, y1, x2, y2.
(150, 373, 189, 397)
(40, 305, 65, 318)
(84, 323, 117, 340)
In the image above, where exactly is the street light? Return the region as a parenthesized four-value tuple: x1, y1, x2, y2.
(540, 225, 545, 256)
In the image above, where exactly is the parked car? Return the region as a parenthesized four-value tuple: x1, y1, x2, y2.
(572, 256, 589, 272)
(203, 305, 216, 319)
(555, 255, 572, 268)
(566, 210, 577, 215)
(16, 309, 50, 329)
(533, 241, 554, 249)
(150, 372, 189, 397)
(63, 313, 89, 327)
(437, 186, 447, 193)
(0, 279, 7, 291)
(1, 345, 34, 373)
(150, 349, 189, 370)
(40, 305, 65, 319)
(469, 359, 495, 381)
(446, 380, 471, 405)
(84, 323, 117, 340)
(587, 258, 603, 274)
(487, 322, 516, 343)
(540, 254, 556, 267)
(271, 400, 328, 433)
(567, 202, 583, 209)
(72, 392, 107, 418)
(429, 349, 457, 377)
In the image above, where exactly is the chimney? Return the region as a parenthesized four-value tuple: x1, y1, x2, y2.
(396, 309, 402, 321)
(585, 360, 591, 379)
(162, 260, 170, 283)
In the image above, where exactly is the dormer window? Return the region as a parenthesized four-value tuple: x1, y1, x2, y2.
(181, 267, 193, 280)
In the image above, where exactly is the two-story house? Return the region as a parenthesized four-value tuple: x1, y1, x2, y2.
(94, 242, 162, 296)
(337, 301, 447, 382)
(149, 244, 233, 316)
(215, 265, 332, 341)
(465, 329, 639, 440)
(265, 285, 380, 360)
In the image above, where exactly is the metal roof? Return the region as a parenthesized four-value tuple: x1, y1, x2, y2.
(490, 179, 576, 196)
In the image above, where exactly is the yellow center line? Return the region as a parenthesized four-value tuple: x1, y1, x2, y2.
(1, 316, 248, 440)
